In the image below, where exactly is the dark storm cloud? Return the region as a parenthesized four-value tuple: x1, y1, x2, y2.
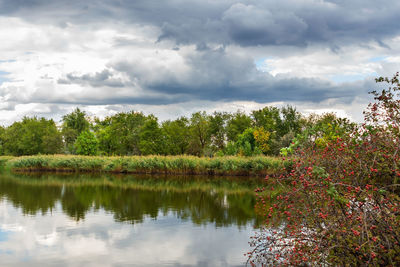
(144, 74, 371, 104)
(54, 48, 372, 106)
(1, 0, 400, 47)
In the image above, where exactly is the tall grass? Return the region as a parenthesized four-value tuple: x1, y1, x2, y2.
(7, 155, 289, 176)
(0, 156, 14, 168)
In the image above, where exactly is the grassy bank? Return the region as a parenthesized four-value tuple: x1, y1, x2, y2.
(4, 155, 288, 176)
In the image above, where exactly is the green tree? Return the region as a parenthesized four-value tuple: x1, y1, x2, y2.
(226, 111, 252, 142)
(281, 112, 356, 156)
(3, 117, 62, 155)
(139, 115, 163, 155)
(279, 105, 302, 136)
(95, 111, 147, 155)
(251, 106, 281, 132)
(251, 105, 304, 155)
(74, 130, 98, 156)
(61, 108, 90, 153)
(42, 120, 64, 154)
(188, 112, 211, 156)
(306, 113, 355, 148)
(235, 128, 262, 156)
(161, 117, 190, 155)
(224, 141, 238, 156)
(208, 111, 230, 151)
(95, 126, 117, 156)
(0, 126, 5, 155)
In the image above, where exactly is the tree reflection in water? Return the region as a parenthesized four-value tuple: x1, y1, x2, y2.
(0, 171, 264, 228)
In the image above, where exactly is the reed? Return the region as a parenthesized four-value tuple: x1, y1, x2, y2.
(7, 154, 288, 176)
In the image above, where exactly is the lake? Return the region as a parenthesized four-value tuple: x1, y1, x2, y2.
(0, 171, 264, 266)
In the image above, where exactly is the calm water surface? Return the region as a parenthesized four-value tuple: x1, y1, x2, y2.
(0, 172, 263, 266)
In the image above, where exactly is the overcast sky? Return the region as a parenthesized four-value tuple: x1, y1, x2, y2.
(0, 0, 399, 125)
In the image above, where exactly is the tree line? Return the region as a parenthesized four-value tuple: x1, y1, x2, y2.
(0, 105, 353, 157)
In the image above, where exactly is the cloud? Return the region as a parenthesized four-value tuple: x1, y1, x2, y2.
(2, 0, 400, 48)
(112, 47, 373, 104)
(222, 3, 308, 46)
(58, 69, 126, 88)
(0, 0, 399, 124)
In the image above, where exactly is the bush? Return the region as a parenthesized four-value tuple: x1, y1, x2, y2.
(249, 74, 400, 266)
(74, 131, 98, 156)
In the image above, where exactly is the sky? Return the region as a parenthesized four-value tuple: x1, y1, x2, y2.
(0, 0, 400, 125)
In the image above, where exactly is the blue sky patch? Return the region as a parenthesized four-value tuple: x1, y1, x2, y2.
(254, 57, 272, 72)
(368, 56, 387, 62)
(0, 70, 10, 85)
(331, 72, 377, 83)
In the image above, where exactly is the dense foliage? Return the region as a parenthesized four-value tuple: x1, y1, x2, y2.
(74, 131, 98, 156)
(61, 108, 89, 154)
(0, 105, 323, 157)
(248, 74, 400, 266)
(0, 117, 62, 156)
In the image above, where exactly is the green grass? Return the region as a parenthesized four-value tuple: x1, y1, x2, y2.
(6, 154, 289, 176)
(0, 156, 14, 165)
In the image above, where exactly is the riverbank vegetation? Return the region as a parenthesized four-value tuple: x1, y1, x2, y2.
(249, 74, 400, 266)
(0, 102, 354, 158)
(6, 154, 287, 176)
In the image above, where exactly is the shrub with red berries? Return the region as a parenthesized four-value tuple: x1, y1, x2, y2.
(248, 74, 400, 266)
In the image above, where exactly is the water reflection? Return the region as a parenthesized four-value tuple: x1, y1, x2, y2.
(0, 171, 264, 266)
